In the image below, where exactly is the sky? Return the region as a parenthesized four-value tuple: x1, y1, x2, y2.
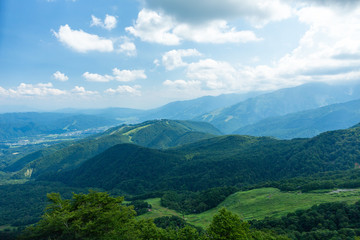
(1, 0, 360, 110)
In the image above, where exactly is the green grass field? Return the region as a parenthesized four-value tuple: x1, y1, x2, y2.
(139, 187, 360, 228)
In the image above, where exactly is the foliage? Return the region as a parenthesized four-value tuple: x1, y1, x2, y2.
(207, 208, 252, 240)
(0, 181, 87, 227)
(161, 187, 237, 214)
(250, 201, 360, 239)
(260, 169, 360, 192)
(126, 200, 152, 215)
(154, 215, 187, 229)
(18, 191, 288, 240)
(19, 191, 138, 240)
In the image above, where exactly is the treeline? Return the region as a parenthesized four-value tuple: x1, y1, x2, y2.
(257, 169, 360, 192)
(250, 201, 360, 239)
(161, 186, 237, 214)
(17, 191, 287, 240)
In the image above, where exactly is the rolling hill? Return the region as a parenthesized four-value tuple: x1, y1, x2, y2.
(44, 124, 360, 194)
(196, 82, 360, 133)
(9, 119, 221, 179)
(234, 99, 360, 139)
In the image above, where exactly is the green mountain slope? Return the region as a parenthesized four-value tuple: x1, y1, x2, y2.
(196, 82, 360, 133)
(45, 125, 360, 194)
(10, 119, 220, 179)
(234, 99, 360, 139)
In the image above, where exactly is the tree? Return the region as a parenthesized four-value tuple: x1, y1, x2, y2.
(207, 208, 251, 240)
(19, 191, 137, 240)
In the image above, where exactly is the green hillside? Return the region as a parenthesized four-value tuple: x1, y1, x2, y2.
(45, 125, 360, 194)
(234, 99, 360, 139)
(9, 119, 220, 179)
(140, 188, 360, 228)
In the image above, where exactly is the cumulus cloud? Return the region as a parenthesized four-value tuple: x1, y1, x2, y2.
(126, 9, 260, 45)
(162, 49, 201, 70)
(82, 69, 146, 83)
(71, 86, 98, 95)
(126, 9, 180, 45)
(163, 79, 201, 90)
(91, 14, 117, 30)
(53, 24, 114, 53)
(187, 59, 240, 90)
(105, 85, 141, 96)
(112, 69, 147, 82)
(145, 0, 292, 26)
(0, 83, 67, 97)
(118, 41, 137, 56)
(82, 72, 113, 82)
(53, 71, 69, 81)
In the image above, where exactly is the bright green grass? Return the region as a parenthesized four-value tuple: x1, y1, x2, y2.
(140, 188, 360, 229)
(138, 198, 183, 220)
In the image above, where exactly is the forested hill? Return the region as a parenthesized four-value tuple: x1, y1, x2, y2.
(10, 119, 221, 179)
(44, 124, 360, 194)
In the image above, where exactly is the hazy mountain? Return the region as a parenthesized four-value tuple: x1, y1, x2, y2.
(0, 112, 119, 141)
(196, 82, 360, 133)
(10, 119, 221, 179)
(138, 92, 263, 121)
(54, 92, 263, 123)
(45, 124, 360, 194)
(234, 99, 360, 139)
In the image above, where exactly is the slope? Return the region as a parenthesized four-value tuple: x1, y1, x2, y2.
(45, 125, 360, 194)
(10, 119, 220, 179)
(234, 98, 360, 139)
(196, 82, 360, 133)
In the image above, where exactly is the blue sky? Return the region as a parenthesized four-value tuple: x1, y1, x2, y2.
(1, 0, 360, 110)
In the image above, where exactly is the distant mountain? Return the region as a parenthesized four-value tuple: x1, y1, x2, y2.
(234, 99, 360, 139)
(0, 112, 119, 141)
(196, 82, 360, 133)
(138, 92, 263, 121)
(55, 92, 263, 123)
(10, 119, 221, 179)
(45, 124, 360, 194)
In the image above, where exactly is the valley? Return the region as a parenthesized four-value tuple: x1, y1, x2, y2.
(2, 82, 360, 239)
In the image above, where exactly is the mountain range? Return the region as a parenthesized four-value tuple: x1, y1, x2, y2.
(42, 123, 360, 194)
(6, 119, 220, 179)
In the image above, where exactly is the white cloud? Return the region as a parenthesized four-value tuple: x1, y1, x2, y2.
(112, 69, 147, 82)
(187, 59, 240, 90)
(173, 20, 262, 43)
(105, 85, 141, 96)
(53, 24, 114, 53)
(126, 9, 260, 45)
(2, 83, 67, 97)
(82, 72, 113, 82)
(82, 69, 146, 83)
(0, 86, 9, 96)
(118, 41, 137, 56)
(145, 0, 292, 27)
(71, 86, 98, 95)
(126, 9, 180, 45)
(91, 14, 117, 30)
(163, 79, 201, 90)
(162, 49, 201, 70)
(53, 71, 69, 81)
